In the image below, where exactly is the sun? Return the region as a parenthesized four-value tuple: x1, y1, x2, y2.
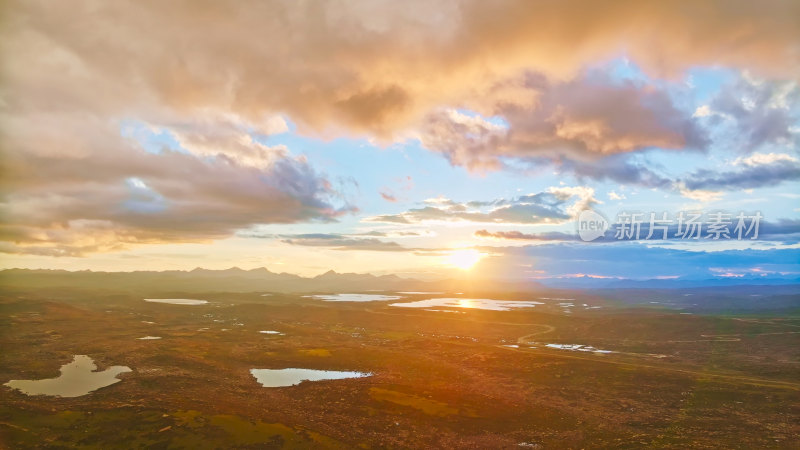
(446, 249, 483, 270)
(458, 298, 475, 308)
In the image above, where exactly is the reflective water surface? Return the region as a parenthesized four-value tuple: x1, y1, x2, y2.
(391, 298, 543, 311)
(250, 368, 371, 387)
(4, 355, 131, 397)
(305, 294, 402, 302)
(144, 298, 208, 305)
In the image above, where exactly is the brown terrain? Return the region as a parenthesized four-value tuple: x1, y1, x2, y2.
(0, 286, 798, 449)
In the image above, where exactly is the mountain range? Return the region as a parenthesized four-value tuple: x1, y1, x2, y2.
(1, 267, 798, 294)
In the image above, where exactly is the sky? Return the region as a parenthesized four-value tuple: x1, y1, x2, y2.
(1, 0, 799, 281)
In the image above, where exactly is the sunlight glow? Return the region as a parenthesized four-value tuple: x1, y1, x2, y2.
(446, 249, 483, 270)
(458, 298, 475, 308)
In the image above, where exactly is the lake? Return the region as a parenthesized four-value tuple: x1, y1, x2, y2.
(544, 343, 614, 354)
(305, 294, 402, 302)
(396, 291, 444, 294)
(250, 368, 371, 387)
(390, 298, 543, 311)
(144, 298, 208, 305)
(4, 355, 131, 397)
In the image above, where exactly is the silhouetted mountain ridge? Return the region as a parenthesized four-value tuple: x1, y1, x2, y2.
(2, 268, 795, 296)
(0, 267, 441, 293)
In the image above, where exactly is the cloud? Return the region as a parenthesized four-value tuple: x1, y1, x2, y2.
(365, 186, 598, 225)
(161, 113, 292, 168)
(705, 76, 799, 150)
(734, 152, 798, 167)
(474, 218, 800, 245)
(546, 186, 601, 217)
(359, 230, 433, 238)
(676, 184, 724, 203)
(693, 105, 712, 118)
(0, 116, 354, 256)
(474, 229, 576, 241)
(2, 0, 798, 257)
(681, 153, 800, 191)
(379, 191, 398, 202)
(555, 153, 673, 188)
(378, 176, 413, 203)
(608, 191, 626, 201)
(239, 229, 434, 252)
(760, 219, 800, 242)
(418, 72, 707, 170)
(4, 0, 797, 138)
(277, 234, 408, 252)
